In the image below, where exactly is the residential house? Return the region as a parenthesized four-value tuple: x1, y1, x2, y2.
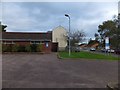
(87, 40, 99, 49)
(52, 26, 67, 51)
(79, 43, 87, 50)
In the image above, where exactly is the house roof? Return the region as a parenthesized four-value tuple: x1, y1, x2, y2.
(1, 31, 52, 41)
(52, 26, 67, 32)
(87, 40, 99, 48)
(90, 43, 99, 48)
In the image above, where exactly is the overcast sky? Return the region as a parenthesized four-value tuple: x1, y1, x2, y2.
(0, 2, 118, 41)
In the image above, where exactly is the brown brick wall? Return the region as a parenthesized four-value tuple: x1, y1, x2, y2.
(42, 42, 52, 53)
(14, 41, 30, 46)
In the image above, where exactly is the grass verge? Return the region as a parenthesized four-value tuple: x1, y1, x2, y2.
(59, 51, 119, 60)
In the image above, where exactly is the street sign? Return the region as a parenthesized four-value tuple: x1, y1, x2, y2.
(105, 37, 110, 50)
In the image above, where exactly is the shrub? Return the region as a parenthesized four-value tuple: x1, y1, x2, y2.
(2, 44, 7, 52)
(25, 45, 31, 52)
(12, 44, 19, 52)
(18, 45, 25, 52)
(37, 43, 43, 52)
(2, 44, 12, 52)
(30, 44, 37, 52)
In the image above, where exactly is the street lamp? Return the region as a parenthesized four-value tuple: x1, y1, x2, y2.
(118, 13, 120, 28)
(65, 14, 71, 56)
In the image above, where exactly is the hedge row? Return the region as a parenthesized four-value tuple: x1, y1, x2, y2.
(2, 44, 43, 52)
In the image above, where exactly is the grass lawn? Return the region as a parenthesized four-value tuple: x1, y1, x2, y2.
(59, 51, 119, 60)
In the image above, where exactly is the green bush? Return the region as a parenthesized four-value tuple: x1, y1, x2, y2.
(18, 46, 25, 52)
(25, 45, 31, 52)
(30, 44, 37, 52)
(2, 44, 7, 52)
(2, 44, 44, 52)
(12, 44, 19, 52)
(37, 43, 43, 52)
(2, 44, 12, 52)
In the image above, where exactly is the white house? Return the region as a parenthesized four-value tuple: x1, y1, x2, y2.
(52, 26, 67, 51)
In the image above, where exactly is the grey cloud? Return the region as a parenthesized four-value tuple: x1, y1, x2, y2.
(2, 2, 117, 41)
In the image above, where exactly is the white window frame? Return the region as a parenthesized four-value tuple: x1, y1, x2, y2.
(3, 41, 15, 44)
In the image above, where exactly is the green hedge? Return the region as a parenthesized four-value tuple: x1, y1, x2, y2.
(18, 46, 26, 52)
(12, 44, 19, 52)
(30, 44, 37, 52)
(2, 44, 43, 52)
(37, 43, 43, 52)
(25, 45, 31, 52)
(2, 44, 12, 52)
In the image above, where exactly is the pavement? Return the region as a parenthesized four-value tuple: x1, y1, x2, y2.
(2, 53, 118, 88)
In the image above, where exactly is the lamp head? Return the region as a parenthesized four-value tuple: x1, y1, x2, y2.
(65, 14, 69, 17)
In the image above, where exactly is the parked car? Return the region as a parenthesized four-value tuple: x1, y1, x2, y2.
(101, 49, 107, 52)
(115, 49, 120, 54)
(65, 46, 81, 52)
(101, 49, 115, 53)
(74, 47, 81, 52)
(107, 49, 115, 53)
(90, 48, 96, 51)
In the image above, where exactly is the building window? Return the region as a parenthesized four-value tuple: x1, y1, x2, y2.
(30, 41, 43, 44)
(3, 41, 15, 44)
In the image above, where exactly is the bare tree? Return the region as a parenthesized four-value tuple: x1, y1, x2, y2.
(70, 30, 86, 46)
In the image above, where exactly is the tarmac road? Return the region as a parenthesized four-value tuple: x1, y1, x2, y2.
(2, 53, 118, 88)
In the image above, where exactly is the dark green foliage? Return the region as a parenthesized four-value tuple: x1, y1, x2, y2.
(94, 33, 99, 41)
(18, 46, 25, 52)
(2, 25, 7, 32)
(2, 44, 7, 52)
(25, 45, 32, 52)
(30, 44, 37, 52)
(0, 24, 7, 32)
(98, 20, 117, 38)
(2, 44, 12, 52)
(12, 44, 19, 52)
(7, 45, 12, 52)
(97, 18, 119, 49)
(2, 44, 44, 52)
(37, 44, 43, 52)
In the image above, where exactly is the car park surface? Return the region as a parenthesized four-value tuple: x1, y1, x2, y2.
(2, 53, 118, 88)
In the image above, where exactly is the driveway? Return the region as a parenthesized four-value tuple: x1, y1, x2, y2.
(2, 53, 118, 88)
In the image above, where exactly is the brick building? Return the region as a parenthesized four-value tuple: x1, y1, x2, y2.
(1, 31, 52, 53)
(0, 25, 67, 53)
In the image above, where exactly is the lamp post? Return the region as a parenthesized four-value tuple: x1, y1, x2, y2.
(65, 14, 71, 56)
